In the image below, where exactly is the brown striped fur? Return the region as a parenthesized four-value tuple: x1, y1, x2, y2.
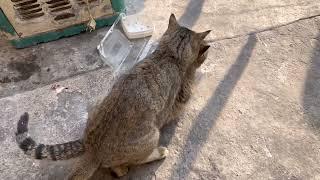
(15, 14, 211, 180)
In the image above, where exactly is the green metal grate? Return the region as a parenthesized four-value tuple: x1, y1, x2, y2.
(0, 0, 125, 48)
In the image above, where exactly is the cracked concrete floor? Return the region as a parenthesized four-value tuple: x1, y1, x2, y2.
(1, 0, 320, 179)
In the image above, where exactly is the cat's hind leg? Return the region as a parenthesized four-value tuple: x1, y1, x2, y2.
(111, 165, 129, 177)
(135, 146, 168, 165)
(68, 153, 99, 180)
(108, 126, 161, 177)
(110, 146, 168, 177)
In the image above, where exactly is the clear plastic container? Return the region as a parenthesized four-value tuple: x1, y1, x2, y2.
(98, 28, 133, 69)
(97, 13, 150, 76)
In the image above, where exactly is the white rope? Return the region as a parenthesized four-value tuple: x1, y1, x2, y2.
(84, 0, 96, 32)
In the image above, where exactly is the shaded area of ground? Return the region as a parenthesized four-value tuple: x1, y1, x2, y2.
(303, 31, 320, 132)
(169, 34, 257, 180)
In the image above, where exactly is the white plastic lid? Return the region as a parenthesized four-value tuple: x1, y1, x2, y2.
(121, 13, 154, 39)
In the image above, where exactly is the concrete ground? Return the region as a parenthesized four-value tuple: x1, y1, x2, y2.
(1, 0, 320, 179)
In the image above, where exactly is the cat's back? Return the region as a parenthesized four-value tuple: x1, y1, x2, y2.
(84, 53, 182, 145)
(110, 54, 181, 117)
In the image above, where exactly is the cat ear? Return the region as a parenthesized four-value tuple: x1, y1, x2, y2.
(168, 13, 179, 28)
(199, 45, 210, 56)
(195, 45, 210, 67)
(198, 30, 211, 40)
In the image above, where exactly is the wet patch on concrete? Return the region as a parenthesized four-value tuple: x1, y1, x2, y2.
(0, 54, 40, 84)
(8, 55, 40, 82)
(0, 28, 109, 98)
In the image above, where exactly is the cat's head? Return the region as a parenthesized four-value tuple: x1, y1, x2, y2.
(160, 14, 211, 67)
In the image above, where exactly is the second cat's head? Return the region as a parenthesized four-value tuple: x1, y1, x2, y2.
(160, 13, 211, 67)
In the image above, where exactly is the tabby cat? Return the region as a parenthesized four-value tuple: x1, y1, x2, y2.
(15, 14, 211, 180)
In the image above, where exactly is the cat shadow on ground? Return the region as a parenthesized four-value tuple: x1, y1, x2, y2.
(167, 34, 257, 179)
(303, 33, 320, 132)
